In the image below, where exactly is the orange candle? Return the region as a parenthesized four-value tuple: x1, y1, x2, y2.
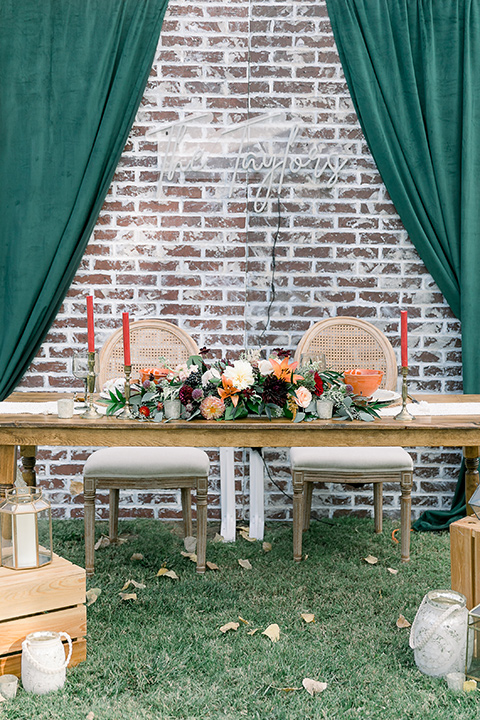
(400, 310, 408, 367)
(86, 296, 95, 352)
(122, 312, 131, 366)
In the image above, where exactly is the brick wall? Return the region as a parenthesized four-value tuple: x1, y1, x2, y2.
(17, 0, 463, 525)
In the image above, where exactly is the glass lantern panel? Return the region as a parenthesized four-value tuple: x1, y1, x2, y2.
(466, 610, 480, 681)
(0, 512, 14, 567)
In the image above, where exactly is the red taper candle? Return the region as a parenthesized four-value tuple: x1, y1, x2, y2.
(86, 295, 95, 352)
(122, 312, 131, 366)
(400, 310, 408, 367)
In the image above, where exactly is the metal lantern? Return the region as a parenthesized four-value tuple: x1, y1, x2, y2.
(469, 484, 480, 521)
(0, 487, 52, 570)
(466, 602, 480, 681)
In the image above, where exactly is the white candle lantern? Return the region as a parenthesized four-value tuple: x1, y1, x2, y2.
(0, 488, 52, 570)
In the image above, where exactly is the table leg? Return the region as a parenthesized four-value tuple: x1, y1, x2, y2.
(196, 475, 207, 574)
(464, 446, 480, 514)
(84, 476, 96, 576)
(400, 470, 413, 563)
(219, 447, 236, 542)
(19, 445, 37, 486)
(0, 446, 16, 498)
(249, 448, 264, 540)
(292, 470, 304, 562)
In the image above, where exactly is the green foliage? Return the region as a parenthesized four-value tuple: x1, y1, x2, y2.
(8, 518, 478, 720)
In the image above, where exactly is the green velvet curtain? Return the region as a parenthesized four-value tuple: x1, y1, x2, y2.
(325, 0, 480, 528)
(0, 0, 169, 400)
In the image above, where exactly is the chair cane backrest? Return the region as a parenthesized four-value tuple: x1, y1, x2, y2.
(294, 317, 398, 391)
(98, 319, 199, 387)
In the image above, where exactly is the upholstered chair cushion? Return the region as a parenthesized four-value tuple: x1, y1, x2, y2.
(290, 446, 413, 473)
(84, 447, 209, 479)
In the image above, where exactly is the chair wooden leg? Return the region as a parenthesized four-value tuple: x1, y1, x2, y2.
(109, 488, 120, 541)
(303, 482, 313, 530)
(181, 487, 193, 538)
(400, 471, 413, 562)
(292, 470, 304, 562)
(84, 476, 96, 576)
(373, 482, 383, 534)
(195, 477, 207, 574)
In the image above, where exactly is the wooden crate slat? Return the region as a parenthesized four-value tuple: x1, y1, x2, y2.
(0, 604, 86, 656)
(450, 515, 480, 609)
(0, 554, 86, 621)
(0, 638, 87, 678)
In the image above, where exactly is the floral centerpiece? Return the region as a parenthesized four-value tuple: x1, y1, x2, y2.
(99, 348, 390, 422)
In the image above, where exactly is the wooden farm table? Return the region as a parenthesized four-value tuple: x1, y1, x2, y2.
(1, 393, 479, 569)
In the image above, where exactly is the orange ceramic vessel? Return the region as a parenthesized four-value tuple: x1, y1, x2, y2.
(139, 367, 170, 384)
(343, 369, 383, 397)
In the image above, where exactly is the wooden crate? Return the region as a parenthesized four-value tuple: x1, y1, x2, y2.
(450, 515, 480, 610)
(0, 553, 86, 677)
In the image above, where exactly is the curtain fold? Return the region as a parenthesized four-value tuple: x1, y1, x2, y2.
(325, 0, 480, 528)
(0, 0, 169, 400)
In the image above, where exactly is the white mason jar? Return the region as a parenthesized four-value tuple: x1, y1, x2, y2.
(21, 631, 72, 694)
(409, 589, 468, 677)
(164, 399, 181, 420)
(316, 398, 334, 419)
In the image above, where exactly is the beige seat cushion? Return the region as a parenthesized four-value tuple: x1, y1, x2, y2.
(84, 447, 209, 479)
(290, 446, 413, 473)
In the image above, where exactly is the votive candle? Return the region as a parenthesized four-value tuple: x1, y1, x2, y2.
(86, 295, 95, 352)
(400, 310, 408, 367)
(122, 312, 131, 366)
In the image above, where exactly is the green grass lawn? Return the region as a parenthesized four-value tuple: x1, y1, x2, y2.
(3, 516, 479, 720)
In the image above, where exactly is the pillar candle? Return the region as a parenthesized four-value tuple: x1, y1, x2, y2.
(86, 295, 95, 352)
(13, 513, 37, 568)
(122, 312, 131, 366)
(401, 310, 408, 367)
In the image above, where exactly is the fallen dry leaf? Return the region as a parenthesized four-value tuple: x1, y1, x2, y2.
(464, 679, 477, 692)
(181, 551, 197, 563)
(238, 559, 252, 570)
(157, 568, 179, 579)
(302, 678, 327, 696)
(238, 616, 250, 625)
(85, 587, 101, 606)
(364, 555, 378, 565)
(86, 713, 95, 720)
(262, 623, 280, 642)
(121, 579, 145, 591)
(220, 621, 240, 633)
(396, 614, 411, 628)
(387, 567, 399, 575)
(240, 530, 256, 543)
(70, 480, 84, 496)
(247, 628, 259, 636)
(94, 535, 110, 550)
(237, 525, 250, 532)
(206, 561, 220, 571)
(301, 613, 315, 624)
(164, 570, 179, 580)
(131, 553, 144, 561)
(184, 536, 197, 553)
(262, 541, 272, 552)
(213, 533, 224, 543)
(119, 592, 137, 601)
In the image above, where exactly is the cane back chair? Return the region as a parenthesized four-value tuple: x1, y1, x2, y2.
(291, 317, 414, 563)
(83, 320, 209, 575)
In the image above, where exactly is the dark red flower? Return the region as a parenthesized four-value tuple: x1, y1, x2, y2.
(314, 372, 324, 397)
(199, 347, 211, 356)
(261, 374, 288, 407)
(139, 405, 150, 417)
(179, 385, 193, 405)
(272, 348, 290, 359)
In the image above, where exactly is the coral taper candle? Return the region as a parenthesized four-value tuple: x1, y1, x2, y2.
(400, 310, 408, 367)
(122, 312, 131, 366)
(86, 295, 95, 352)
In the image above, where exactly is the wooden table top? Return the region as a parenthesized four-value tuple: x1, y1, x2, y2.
(1, 393, 480, 448)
